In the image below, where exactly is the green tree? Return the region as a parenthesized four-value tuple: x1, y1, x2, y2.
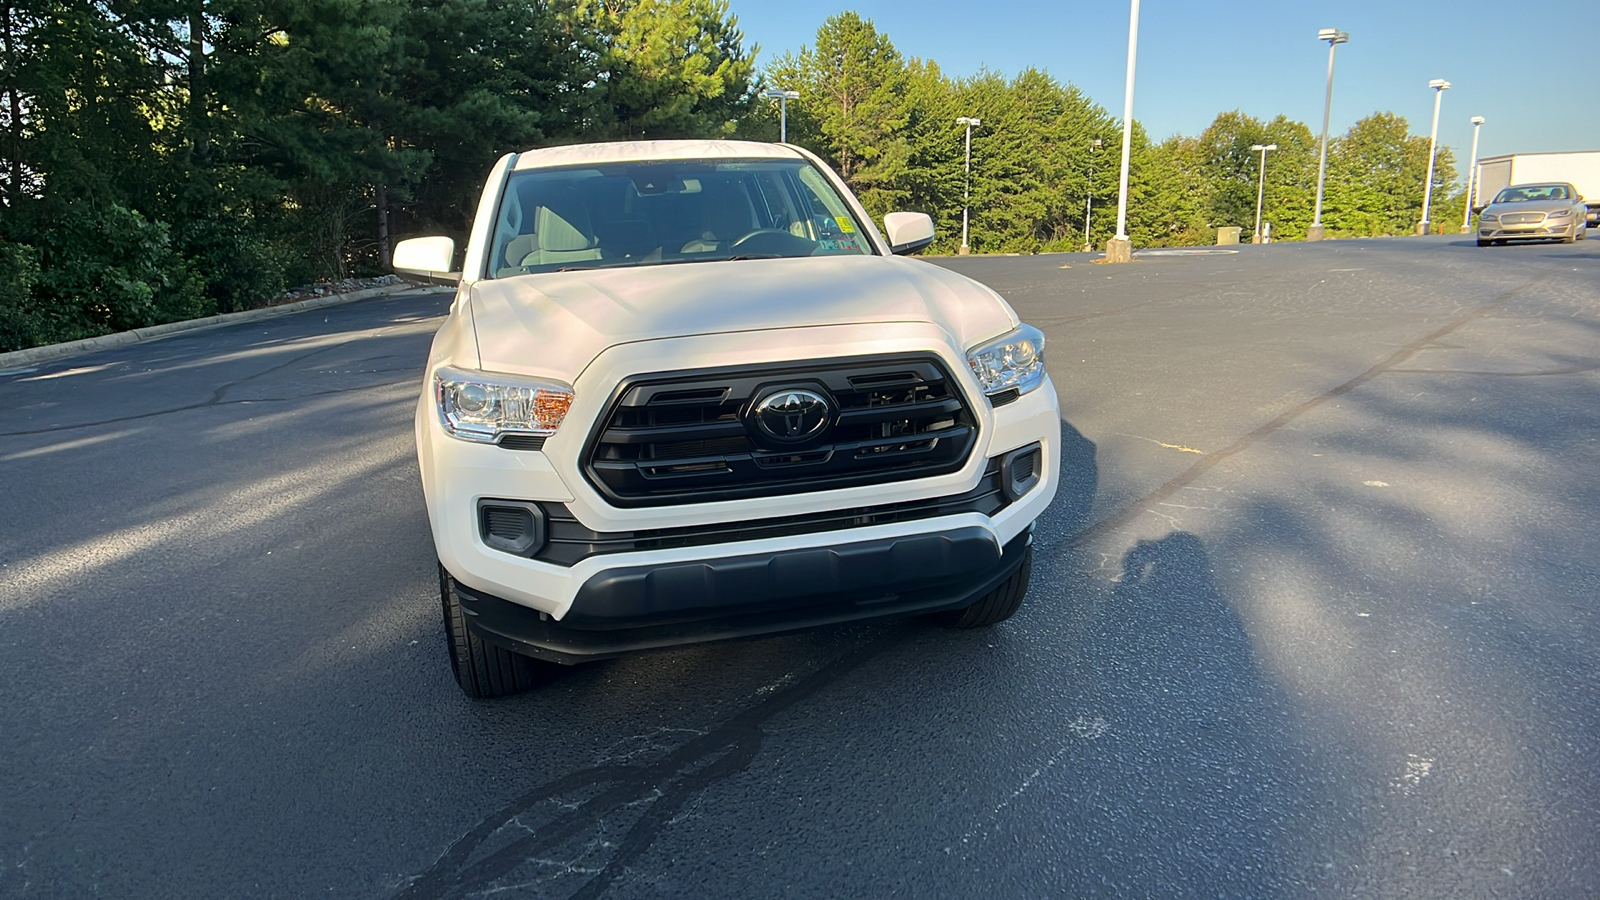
(1194, 110, 1316, 240)
(766, 11, 910, 215)
(1323, 111, 1456, 237)
(1130, 133, 1211, 247)
(568, 0, 756, 141)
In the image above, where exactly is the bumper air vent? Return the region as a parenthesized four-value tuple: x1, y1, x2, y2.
(582, 355, 980, 506)
(497, 435, 547, 451)
(987, 387, 1021, 407)
(1001, 443, 1042, 501)
(477, 500, 545, 557)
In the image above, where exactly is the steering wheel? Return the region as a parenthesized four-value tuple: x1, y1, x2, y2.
(729, 228, 796, 249)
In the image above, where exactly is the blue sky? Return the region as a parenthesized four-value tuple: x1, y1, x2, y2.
(728, 0, 1599, 177)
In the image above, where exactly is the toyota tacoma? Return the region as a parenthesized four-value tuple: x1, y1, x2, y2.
(394, 140, 1059, 697)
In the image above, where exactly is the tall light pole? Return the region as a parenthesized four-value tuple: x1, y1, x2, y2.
(1460, 115, 1485, 233)
(763, 87, 799, 142)
(1084, 138, 1103, 252)
(1107, 0, 1140, 263)
(1251, 143, 1278, 243)
(1307, 28, 1349, 242)
(956, 116, 981, 254)
(1418, 78, 1450, 234)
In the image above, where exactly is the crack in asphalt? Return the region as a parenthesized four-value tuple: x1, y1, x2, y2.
(394, 635, 897, 899)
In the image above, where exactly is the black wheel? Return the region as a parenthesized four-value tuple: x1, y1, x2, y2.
(440, 564, 551, 698)
(935, 547, 1033, 629)
(1476, 238, 1490, 247)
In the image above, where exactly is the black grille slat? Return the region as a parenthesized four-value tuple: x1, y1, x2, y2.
(600, 420, 750, 446)
(833, 397, 963, 427)
(583, 355, 979, 506)
(539, 461, 1007, 565)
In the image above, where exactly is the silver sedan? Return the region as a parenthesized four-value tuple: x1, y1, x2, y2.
(1476, 182, 1589, 246)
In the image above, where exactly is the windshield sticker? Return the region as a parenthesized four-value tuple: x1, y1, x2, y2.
(834, 216, 856, 234)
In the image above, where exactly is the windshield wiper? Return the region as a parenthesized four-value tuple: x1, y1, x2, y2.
(544, 254, 789, 274)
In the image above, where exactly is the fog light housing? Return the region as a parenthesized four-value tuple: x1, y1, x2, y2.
(1001, 443, 1043, 501)
(477, 500, 546, 557)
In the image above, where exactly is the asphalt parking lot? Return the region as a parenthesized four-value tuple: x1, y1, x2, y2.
(2, 235, 1598, 897)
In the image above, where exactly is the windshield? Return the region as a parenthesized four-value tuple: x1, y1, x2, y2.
(1494, 184, 1569, 204)
(487, 158, 875, 278)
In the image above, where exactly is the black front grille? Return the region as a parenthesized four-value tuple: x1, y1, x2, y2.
(539, 459, 1007, 565)
(583, 355, 979, 506)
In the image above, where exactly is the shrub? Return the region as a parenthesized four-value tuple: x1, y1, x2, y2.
(0, 241, 45, 353)
(22, 203, 213, 344)
(176, 217, 291, 313)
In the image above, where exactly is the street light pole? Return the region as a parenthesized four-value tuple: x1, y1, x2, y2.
(1419, 78, 1450, 234)
(1251, 143, 1278, 243)
(1107, 0, 1140, 263)
(1308, 28, 1349, 242)
(1461, 116, 1485, 233)
(956, 116, 981, 254)
(1084, 138, 1102, 252)
(762, 87, 799, 142)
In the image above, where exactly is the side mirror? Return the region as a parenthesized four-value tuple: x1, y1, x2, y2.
(1471, 205, 1486, 215)
(883, 212, 935, 255)
(392, 236, 460, 285)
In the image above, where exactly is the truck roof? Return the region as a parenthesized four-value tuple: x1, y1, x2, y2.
(511, 140, 805, 170)
(1477, 150, 1600, 163)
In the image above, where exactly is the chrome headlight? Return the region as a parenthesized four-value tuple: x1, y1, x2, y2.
(966, 324, 1047, 399)
(434, 366, 573, 444)
(1547, 208, 1573, 218)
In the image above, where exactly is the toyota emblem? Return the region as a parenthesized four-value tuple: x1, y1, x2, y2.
(751, 389, 831, 443)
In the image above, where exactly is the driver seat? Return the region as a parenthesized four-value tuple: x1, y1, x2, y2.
(681, 181, 755, 253)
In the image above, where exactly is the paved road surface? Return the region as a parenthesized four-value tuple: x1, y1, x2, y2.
(2, 236, 1598, 897)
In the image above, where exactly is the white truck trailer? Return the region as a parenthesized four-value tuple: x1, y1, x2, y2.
(1475, 151, 1600, 226)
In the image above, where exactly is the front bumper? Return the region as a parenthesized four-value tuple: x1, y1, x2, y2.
(418, 322, 1061, 622)
(1479, 220, 1579, 241)
(455, 529, 1032, 663)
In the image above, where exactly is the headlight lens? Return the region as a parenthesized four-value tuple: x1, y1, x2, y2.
(966, 324, 1047, 399)
(434, 366, 573, 443)
(1547, 209, 1573, 218)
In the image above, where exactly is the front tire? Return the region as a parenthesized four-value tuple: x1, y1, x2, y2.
(440, 564, 551, 698)
(935, 546, 1033, 628)
(1476, 238, 1490, 247)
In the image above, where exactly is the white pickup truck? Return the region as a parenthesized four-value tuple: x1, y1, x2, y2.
(395, 140, 1060, 698)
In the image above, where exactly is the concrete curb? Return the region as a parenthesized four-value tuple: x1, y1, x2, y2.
(0, 282, 415, 370)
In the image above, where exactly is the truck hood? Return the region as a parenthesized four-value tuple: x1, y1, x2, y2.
(467, 255, 1016, 378)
